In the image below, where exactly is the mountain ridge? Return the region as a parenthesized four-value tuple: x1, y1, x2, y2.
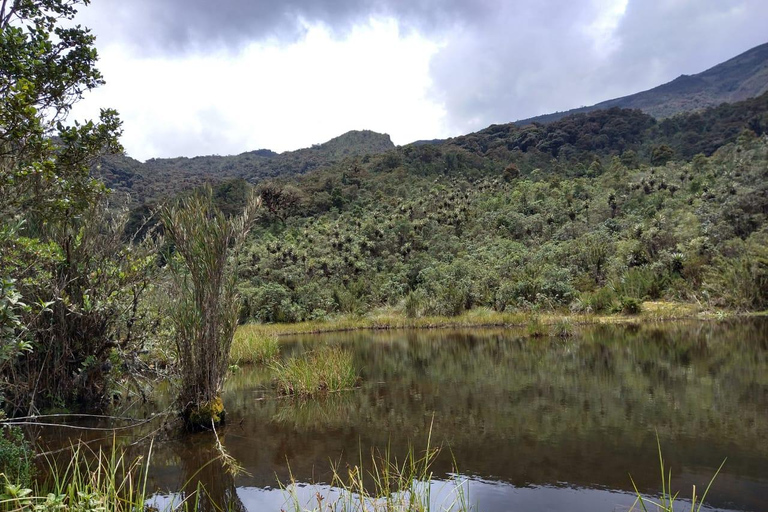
(515, 41, 768, 125)
(99, 129, 394, 204)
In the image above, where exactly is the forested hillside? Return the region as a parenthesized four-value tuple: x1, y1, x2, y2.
(227, 93, 768, 323)
(517, 41, 768, 125)
(99, 129, 394, 205)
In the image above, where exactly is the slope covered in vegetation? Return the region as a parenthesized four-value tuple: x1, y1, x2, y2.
(98, 130, 394, 205)
(232, 97, 768, 323)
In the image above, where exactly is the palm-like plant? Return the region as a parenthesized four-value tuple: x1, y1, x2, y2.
(162, 188, 260, 430)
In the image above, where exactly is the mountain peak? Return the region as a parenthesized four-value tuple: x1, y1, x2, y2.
(313, 130, 394, 158)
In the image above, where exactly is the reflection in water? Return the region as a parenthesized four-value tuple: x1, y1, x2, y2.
(38, 320, 768, 511)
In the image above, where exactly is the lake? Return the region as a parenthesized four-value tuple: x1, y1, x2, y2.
(37, 319, 768, 511)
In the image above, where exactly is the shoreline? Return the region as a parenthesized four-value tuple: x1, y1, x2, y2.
(235, 301, 742, 339)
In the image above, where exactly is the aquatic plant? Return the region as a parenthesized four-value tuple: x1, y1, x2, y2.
(629, 437, 725, 512)
(271, 346, 358, 397)
(280, 427, 473, 512)
(526, 315, 547, 337)
(551, 317, 575, 338)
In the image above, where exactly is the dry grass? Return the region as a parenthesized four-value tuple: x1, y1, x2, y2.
(234, 301, 718, 345)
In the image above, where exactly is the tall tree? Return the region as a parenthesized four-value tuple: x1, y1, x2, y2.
(0, 0, 148, 413)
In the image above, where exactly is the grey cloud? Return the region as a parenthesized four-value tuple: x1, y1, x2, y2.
(86, 0, 494, 53)
(83, 0, 768, 146)
(428, 0, 768, 133)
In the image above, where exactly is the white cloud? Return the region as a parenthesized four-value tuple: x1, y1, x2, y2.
(71, 18, 447, 160)
(68, 0, 768, 160)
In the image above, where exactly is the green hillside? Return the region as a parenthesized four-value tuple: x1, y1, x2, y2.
(517, 41, 768, 125)
(98, 129, 394, 204)
(228, 93, 768, 323)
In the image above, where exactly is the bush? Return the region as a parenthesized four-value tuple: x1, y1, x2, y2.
(621, 297, 643, 315)
(250, 283, 301, 323)
(0, 427, 34, 488)
(705, 235, 768, 310)
(404, 289, 427, 318)
(584, 286, 618, 313)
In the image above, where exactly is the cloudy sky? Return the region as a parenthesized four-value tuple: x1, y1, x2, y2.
(69, 0, 768, 161)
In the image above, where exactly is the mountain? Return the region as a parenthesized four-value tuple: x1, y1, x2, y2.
(516, 41, 768, 125)
(99, 130, 394, 204)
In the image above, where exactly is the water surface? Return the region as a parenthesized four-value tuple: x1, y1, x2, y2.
(38, 319, 768, 511)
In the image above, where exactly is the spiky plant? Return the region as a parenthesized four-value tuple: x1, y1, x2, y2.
(162, 188, 260, 430)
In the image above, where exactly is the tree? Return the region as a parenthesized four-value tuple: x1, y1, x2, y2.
(1, 0, 121, 220)
(162, 189, 260, 430)
(257, 183, 303, 223)
(651, 144, 675, 166)
(0, 0, 141, 413)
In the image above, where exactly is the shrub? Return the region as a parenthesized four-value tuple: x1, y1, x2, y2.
(621, 297, 643, 315)
(0, 427, 34, 488)
(403, 289, 427, 318)
(705, 235, 768, 310)
(249, 283, 299, 323)
(585, 286, 618, 313)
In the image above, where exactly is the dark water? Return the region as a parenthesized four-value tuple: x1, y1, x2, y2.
(36, 319, 768, 511)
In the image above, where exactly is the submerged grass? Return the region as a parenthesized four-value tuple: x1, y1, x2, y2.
(230, 330, 280, 364)
(280, 425, 472, 512)
(271, 346, 359, 397)
(629, 436, 725, 512)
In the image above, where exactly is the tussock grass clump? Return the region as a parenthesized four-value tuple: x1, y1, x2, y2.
(272, 347, 358, 397)
(621, 297, 643, 315)
(230, 330, 279, 364)
(526, 315, 547, 337)
(551, 317, 575, 338)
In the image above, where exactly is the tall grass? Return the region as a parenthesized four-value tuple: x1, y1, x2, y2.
(162, 188, 261, 429)
(271, 347, 359, 397)
(280, 428, 472, 512)
(0, 441, 151, 512)
(230, 330, 279, 364)
(525, 315, 547, 337)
